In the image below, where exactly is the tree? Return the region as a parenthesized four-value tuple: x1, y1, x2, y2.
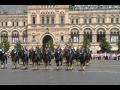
(117, 35, 120, 53)
(1, 38, 10, 52)
(99, 37, 111, 53)
(0, 43, 3, 49)
(83, 35, 91, 48)
(48, 39, 54, 51)
(14, 41, 22, 51)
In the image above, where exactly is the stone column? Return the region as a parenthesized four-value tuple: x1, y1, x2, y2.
(106, 32, 110, 43)
(27, 32, 31, 44)
(55, 12, 59, 25)
(37, 14, 40, 24)
(80, 33, 83, 43)
(92, 34, 97, 44)
(8, 33, 11, 44)
(19, 33, 23, 43)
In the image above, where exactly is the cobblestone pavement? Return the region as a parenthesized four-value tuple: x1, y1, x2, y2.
(0, 59, 120, 85)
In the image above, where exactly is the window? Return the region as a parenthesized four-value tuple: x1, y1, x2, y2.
(97, 30, 106, 42)
(71, 29, 79, 43)
(102, 18, 105, 23)
(23, 22, 26, 26)
(1, 22, 3, 26)
(98, 18, 100, 23)
(16, 22, 18, 26)
(89, 18, 91, 24)
(32, 35, 35, 42)
(5, 22, 7, 26)
(32, 16, 36, 24)
(61, 36, 64, 41)
(111, 18, 114, 23)
(42, 16, 44, 24)
(60, 15, 64, 25)
(110, 30, 119, 43)
(84, 18, 87, 24)
(12, 22, 14, 26)
(111, 17, 115, 23)
(23, 30, 27, 43)
(71, 19, 74, 24)
(76, 19, 79, 24)
(12, 31, 19, 43)
(51, 16, 54, 24)
(116, 18, 119, 23)
(84, 30, 92, 42)
(1, 31, 8, 42)
(46, 16, 49, 24)
(98, 17, 105, 24)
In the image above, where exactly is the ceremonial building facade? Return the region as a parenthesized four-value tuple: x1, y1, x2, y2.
(1, 5, 120, 53)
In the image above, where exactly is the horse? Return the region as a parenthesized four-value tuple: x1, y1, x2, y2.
(75, 48, 80, 66)
(79, 47, 90, 71)
(0, 50, 7, 69)
(10, 49, 18, 69)
(36, 47, 43, 65)
(29, 49, 33, 64)
(21, 49, 29, 69)
(54, 47, 63, 70)
(64, 47, 75, 71)
(42, 48, 52, 70)
(85, 51, 92, 66)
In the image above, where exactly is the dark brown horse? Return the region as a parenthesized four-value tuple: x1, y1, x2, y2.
(64, 47, 74, 70)
(10, 49, 18, 69)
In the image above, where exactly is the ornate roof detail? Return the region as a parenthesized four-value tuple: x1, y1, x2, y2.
(69, 5, 120, 11)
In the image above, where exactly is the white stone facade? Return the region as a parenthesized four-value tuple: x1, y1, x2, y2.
(1, 5, 120, 53)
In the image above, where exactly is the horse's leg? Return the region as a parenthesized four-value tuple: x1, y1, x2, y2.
(66, 60, 69, 70)
(45, 60, 47, 70)
(18, 58, 19, 64)
(56, 60, 59, 70)
(71, 60, 73, 70)
(36, 60, 38, 69)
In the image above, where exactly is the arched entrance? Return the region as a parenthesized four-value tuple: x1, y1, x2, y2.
(42, 35, 54, 50)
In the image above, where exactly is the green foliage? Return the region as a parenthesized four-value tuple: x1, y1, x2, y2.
(117, 35, 120, 53)
(14, 41, 22, 51)
(83, 35, 91, 48)
(0, 43, 3, 49)
(99, 37, 111, 53)
(0, 38, 10, 52)
(48, 39, 54, 51)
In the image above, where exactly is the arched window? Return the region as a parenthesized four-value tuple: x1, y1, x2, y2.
(41, 16, 45, 25)
(23, 30, 27, 43)
(111, 16, 119, 24)
(51, 16, 54, 25)
(60, 15, 64, 25)
(97, 28, 106, 42)
(16, 22, 19, 26)
(23, 21, 26, 26)
(71, 29, 79, 43)
(71, 19, 74, 24)
(76, 18, 79, 24)
(12, 31, 19, 43)
(1, 31, 8, 42)
(97, 16, 105, 24)
(46, 16, 50, 24)
(110, 28, 119, 43)
(32, 15, 36, 25)
(84, 28, 92, 42)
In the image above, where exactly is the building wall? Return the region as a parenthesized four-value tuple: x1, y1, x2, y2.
(0, 5, 120, 53)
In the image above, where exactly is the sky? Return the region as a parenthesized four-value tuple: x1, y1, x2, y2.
(0, 5, 27, 14)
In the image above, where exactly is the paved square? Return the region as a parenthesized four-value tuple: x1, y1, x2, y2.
(0, 59, 120, 85)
